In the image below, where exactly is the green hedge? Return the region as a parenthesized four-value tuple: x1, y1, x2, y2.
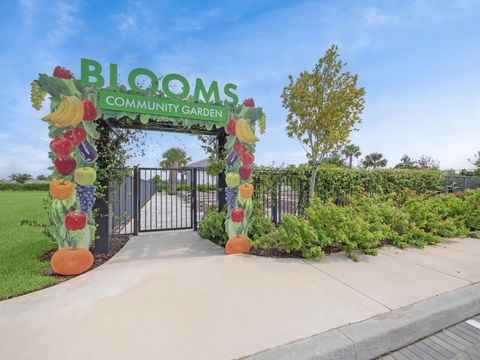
(0, 182, 50, 191)
(315, 167, 444, 203)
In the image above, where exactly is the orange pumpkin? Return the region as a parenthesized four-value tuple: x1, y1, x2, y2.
(49, 179, 74, 200)
(50, 247, 94, 275)
(225, 234, 251, 255)
(239, 183, 254, 199)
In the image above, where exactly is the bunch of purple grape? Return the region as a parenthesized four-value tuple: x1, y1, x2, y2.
(77, 185, 96, 213)
(225, 187, 238, 210)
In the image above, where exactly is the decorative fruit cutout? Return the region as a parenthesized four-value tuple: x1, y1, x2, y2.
(64, 127, 87, 146)
(235, 118, 259, 144)
(239, 183, 254, 199)
(226, 172, 240, 187)
(52, 66, 73, 79)
(54, 155, 76, 176)
(82, 100, 97, 121)
(74, 167, 96, 186)
(241, 151, 254, 166)
(49, 179, 74, 200)
(225, 151, 238, 168)
(231, 208, 244, 223)
(64, 212, 87, 231)
(233, 141, 247, 155)
(50, 137, 73, 156)
(42, 95, 84, 128)
(243, 98, 255, 108)
(239, 165, 252, 180)
(50, 247, 94, 275)
(225, 234, 251, 255)
(226, 118, 236, 136)
(78, 140, 98, 163)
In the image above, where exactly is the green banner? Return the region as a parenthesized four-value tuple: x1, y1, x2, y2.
(98, 90, 227, 123)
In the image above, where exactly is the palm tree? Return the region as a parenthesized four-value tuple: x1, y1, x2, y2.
(362, 152, 388, 169)
(341, 144, 361, 168)
(160, 147, 191, 168)
(160, 147, 191, 194)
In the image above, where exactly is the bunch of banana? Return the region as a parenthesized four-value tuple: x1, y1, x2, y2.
(235, 118, 259, 144)
(42, 95, 84, 128)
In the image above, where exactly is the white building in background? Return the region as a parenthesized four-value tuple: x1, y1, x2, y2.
(183, 159, 217, 186)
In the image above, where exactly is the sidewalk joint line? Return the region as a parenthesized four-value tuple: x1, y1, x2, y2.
(381, 252, 472, 283)
(303, 260, 392, 311)
(338, 327, 358, 360)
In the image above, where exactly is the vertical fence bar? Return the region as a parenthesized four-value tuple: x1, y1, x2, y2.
(192, 168, 197, 230)
(133, 166, 139, 235)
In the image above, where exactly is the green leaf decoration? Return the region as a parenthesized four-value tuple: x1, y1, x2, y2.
(140, 113, 150, 124)
(82, 120, 100, 140)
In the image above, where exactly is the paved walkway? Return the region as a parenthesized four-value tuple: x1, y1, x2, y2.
(380, 315, 480, 360)
(0, 234, 479, 360)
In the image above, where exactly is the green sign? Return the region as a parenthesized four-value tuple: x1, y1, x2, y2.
(98, 90, 227, 123)
(81, 58, 239, 105)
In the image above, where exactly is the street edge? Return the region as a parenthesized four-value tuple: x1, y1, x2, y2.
(246, 282, 480, 360)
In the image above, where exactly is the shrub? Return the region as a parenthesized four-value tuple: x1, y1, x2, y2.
(0, 182, 49, 191)
(306, 199, 381, 260)
(198, 206, 228, 246)
(251, 215, 323, 259)
(402, 193, 469, 239)
(463, 190, 480, 231)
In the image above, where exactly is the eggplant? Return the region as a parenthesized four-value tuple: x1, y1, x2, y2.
(225, 151, 238, 168)
(78, 140, 98, 163)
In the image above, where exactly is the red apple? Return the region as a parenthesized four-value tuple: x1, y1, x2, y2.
(54, 155, 77, 176)
(50, 136, 73, 156)
(64, 212, 87, 230)
(64, 127, 86, 146)
(82, 100, 97, 121)
(226, 118, 236, 136)
(233, 141, 247, 155)
(239, 165, 252, 180)
(231, 208, 244, 223)
(241, 151, 254, 166)
(243, 98, 255, 107)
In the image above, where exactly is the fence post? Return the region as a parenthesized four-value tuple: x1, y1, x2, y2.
(94, 123, 111, 254)
(133, 166, 139, 235)
(192, 168, 198, 230)
(217, 128, 227, 211)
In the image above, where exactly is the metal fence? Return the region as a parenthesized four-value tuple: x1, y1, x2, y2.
(111, 169, 480, 234)
(252, 171, 308, 225)
(110, 167, 218, 235)
(443, 176, 480, 193)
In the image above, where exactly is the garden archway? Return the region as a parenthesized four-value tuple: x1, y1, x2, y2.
(31, 59, 266, 267)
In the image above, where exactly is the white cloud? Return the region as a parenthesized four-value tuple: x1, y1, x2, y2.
(47, 0, 81, 47)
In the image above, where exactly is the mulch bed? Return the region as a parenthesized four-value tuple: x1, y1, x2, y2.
(41, 235, 130, 281)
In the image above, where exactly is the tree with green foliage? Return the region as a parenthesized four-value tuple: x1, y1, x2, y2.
(416, 155, 440, 170)
(341, 144, 361, 168)
(160, 147, 191, 194)
(362, 152, 388, 169)
(469, 151, 480, 168)
(395, 154, 417, 169)
(281, 45, 365, 201)
(159, 147, 191, 168)
(9, 173, 32, 183)
(36, 174, 52, 181)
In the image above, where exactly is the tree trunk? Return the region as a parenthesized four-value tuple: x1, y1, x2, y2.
(169, 161, 178, 194)
(349, 156, 353, 168)
(308, 164, 319, 203)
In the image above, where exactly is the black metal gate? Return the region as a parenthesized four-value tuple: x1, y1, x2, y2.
(110, 166, 219, 235)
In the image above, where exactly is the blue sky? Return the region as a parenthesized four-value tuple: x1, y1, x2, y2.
(0, 0, 479, 179)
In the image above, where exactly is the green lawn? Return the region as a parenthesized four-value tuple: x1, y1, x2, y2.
(0, 191, 58, 300)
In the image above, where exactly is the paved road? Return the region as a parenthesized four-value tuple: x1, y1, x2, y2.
(380, 315, 480, 360)
(0, 234, 479, 359)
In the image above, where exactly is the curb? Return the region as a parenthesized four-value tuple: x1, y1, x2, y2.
(247, 283, 480, 360)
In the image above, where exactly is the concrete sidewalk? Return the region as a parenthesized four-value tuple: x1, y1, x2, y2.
(0, 233, 479, 360)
